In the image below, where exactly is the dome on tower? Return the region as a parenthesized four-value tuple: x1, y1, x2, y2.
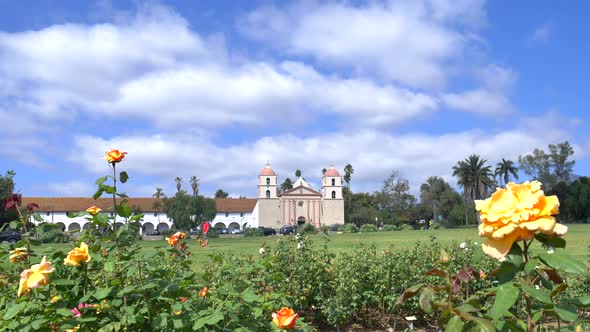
(324, 166, 340, 177)
(260, 163, 277, 176)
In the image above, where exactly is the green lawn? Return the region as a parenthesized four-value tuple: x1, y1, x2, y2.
(37, 224, 590, 266)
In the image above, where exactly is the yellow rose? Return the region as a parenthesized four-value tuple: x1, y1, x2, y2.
(86, 206, 101, 215)
(18, 256, 54, 297)
(272, 307, 299, 330)
(103, 149, 127, 163)
(475, 181, 567, 259)
(9, 247, 28, 263)
(199, 287, 208, 297)
(64, 242, 91, 267)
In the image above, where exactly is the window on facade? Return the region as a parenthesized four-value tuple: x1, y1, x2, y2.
(266, 177, 270, 185)
(240, 212, 244, 217)
(154, 212, 158, 217)
(332, 178, 335, 186)
(332, 191, 336, 198)
(225, 213, 229, 217)
(46, 212, 50, 216)
(266, 190, 271, 198)
(298, 201, 304, 207)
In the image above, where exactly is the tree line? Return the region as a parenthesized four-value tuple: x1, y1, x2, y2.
(344, 141, 587, 226)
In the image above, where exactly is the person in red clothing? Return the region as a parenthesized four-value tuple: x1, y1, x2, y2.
(201, 220, 210, 248)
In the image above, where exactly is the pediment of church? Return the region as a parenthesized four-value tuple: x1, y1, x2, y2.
(281, 185, 321, 196)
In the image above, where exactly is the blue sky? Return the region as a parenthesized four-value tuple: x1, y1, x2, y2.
(0, 0, 588, 198)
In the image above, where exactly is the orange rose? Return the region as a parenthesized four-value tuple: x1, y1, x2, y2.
(86, 206, 101, 215)
(166, 232, 186, 246)
(103, 149, 127, 163)
(199, 287, 208, 297)
(272, 307, 299, 330)
(475, 181, 567, 259)
(18, 256, 54, 297)
(64, 242, 91, 266)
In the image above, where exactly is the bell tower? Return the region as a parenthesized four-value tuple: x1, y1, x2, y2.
(258, 163, 278, 199)
(322, 165, 342, 199)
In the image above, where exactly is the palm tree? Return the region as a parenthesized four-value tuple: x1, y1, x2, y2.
(190, 176, 199, 196)
(420, 176, 443, 221)
(452, 154, 494, 224)
(175, 177, 183, 192)
(322, 168, 327, 176)
(295, 169, 302, 178)
(344, 164, 354, 189)
(152, 187, 166, 222)
(494, 158, 519, 186)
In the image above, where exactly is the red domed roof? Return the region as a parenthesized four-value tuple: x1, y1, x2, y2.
(260, 163, 276, 176)
(324, 166, 340, 177)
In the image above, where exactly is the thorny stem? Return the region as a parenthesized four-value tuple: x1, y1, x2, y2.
(16, 208, 32, 265)
(523, 240, 534, 332)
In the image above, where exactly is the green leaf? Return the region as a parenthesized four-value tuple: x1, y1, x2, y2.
(497, 262, 520, 284)
(568, 295, 590, 307)
(93, 287, 114, 300)
(506, 242, 523, 267)
(117, 204, 132, 218)
(9, 221, 18, 229)
(445, 316, 464, 332)
(32, 213, 43, 222)
(96, 176, 108, 185)
(521, 284, 552, 304)
(3, 303, 24, 320)
(395, 283, 424, 306)
(119, 171, 129, 183)
(53, 279, 75, 286)
(538, 252, 586, 274)
(93, 187, 105, 200)
(30, 318, 49, 329)
(95, 214, 109, 227)
(419, 287, 434, 314)
(456, 303, 478, 314)
(524, 258, 539, 275)
(554, 303, 578, 322)
(204, 311, 224, 325)
(471, 317, 495, 332)
(535, 233, 566, 248)
(241, 288, 260, 303)
(56, 308, 74, 317)
(489, 283, 520, 320)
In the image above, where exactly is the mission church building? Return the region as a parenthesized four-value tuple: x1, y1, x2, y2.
(20, 164, 344, 232)
(255, 164, 344, 228)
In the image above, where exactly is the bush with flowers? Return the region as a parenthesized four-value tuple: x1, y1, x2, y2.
(397, 181, 589, 331)
(0, 151, 310, 331)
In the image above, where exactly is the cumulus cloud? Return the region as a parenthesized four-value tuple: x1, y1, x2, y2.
(239, 0, 487, 89)
(442, 65, 517, 115)
(70, 123, 568, 197)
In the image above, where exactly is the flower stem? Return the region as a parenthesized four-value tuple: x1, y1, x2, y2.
(522, 240, 534, 332)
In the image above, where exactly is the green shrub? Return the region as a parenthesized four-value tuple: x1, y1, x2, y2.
(319, 225, 331, 234)
(299, 223, 316, 234)
(161, 228, 176, 237)
(33, 223, 71, 243)
(399, 223, 414, 231)
(429, 222, 443, 230)
(342, 223, 358, 233)
(381, 224, 397, 231)
(243, 227, 264, 237)
(360, 224, 378, 232)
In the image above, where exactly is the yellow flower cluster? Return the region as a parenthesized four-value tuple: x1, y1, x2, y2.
(18, 256, 54, 297)
(64, 242, 91, 267)
(475, 181, 567, 259)
(9, 247, 29, 263)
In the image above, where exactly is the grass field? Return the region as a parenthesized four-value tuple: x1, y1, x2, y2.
(37, 224, 590, 267)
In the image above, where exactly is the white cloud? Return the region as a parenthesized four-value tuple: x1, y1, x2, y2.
(45, 181, 96, 197)
(69, 123, 569, 197)
(531, 22, 552, 43)
(0, 5, 437, 131)
(442, 64, 517, 115)
(239, 0, 487, 89)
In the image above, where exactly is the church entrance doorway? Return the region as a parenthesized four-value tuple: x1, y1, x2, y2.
(297, 216, 306, 225)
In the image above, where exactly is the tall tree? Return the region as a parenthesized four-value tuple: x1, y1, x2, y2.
(343, 164, 354, 189)
(295, 169, 302, 178)
(452, 154, 494, 224)
(280, 178, 293, 192)
(174, 177, 183, 192)
(375, 171, 416, 224)
(214, 189, 229, 198)
(419, 176, 463, 222)
(152, 187, 165, 222)
(0, 170, 16, 199)
(190, 176, 200, 196)
(163, 191, 216, 230)
(494, 158, 519, 186)
(518, 141, 575, 189)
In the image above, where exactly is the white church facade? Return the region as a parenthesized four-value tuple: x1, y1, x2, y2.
(20, 164, 344, 232)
